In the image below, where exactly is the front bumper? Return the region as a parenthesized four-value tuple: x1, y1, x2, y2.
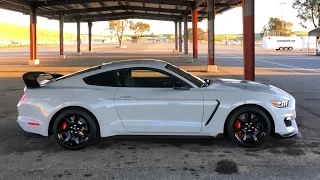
(275, 119, 299, 138)
(271, 101, 299, 137)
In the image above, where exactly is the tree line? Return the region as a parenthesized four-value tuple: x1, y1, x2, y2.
(107, 19, 212, 46)
(262, 1, 320, 37)
(108, 1, 320, 47)
(107, 20, 151, 47)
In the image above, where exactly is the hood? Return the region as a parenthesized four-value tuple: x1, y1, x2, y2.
(206, 78, 291, 98)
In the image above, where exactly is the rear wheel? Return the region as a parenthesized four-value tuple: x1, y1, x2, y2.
(288, 47, 293, 51)
(226, 105, 271, 148)
(52, 108, 97, 150)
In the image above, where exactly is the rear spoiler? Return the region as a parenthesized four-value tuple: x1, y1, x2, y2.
(22, 72, 64, 88)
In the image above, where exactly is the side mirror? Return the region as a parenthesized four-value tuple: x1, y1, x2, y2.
(203, 78, 210, 84)
(173, 81, 190, 90)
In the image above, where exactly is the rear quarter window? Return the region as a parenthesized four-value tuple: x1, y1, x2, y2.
(83, 71, 119, 87)
(54, 65, 101, 81)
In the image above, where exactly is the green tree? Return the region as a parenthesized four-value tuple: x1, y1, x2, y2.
(108, 20, 130, 47)
(198, 28, 208, 41)
(262, 17, 293, 36)
(129, 21, 151, 40)
(292, 0, 320, 28)
(293, 0, 320, 55)
(187, 28, 193, 41)
(187, 28, 208, 42)
(167, 34, 175, 41)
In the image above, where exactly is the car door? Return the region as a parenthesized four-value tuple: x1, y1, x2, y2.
(113, 67, 204, 133)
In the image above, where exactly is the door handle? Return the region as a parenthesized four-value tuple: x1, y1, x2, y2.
(118, 96, 135, 100)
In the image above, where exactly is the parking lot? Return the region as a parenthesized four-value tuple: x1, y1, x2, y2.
(1, 42, 320, 179)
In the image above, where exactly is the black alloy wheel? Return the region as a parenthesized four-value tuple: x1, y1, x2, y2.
(53, 108, 97, 150)
(227, 106, 271, 148)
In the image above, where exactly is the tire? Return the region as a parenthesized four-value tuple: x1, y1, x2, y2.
(226, 105, 272, 148)
(284, 47, 288, 51)
(279, 47, 283, 51)
(288, 47, 293, 51)
(52, 108, 97, 150)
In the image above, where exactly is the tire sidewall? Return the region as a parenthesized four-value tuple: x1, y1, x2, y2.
(52, 108, 97, 150)
(227, 106, 272, 148)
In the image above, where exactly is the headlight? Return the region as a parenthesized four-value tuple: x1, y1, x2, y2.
(271, 100, 290, 108)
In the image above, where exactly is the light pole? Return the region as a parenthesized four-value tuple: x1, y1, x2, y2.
(225, 18, 228, 45)
(280, 2, 286, 36)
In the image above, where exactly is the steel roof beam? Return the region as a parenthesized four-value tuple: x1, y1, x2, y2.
(98, 1, 116, 14)
(117, 0, 129, 13)
(195, 0, 206, 7)
(37, 6, 208, 16)
(143, 1, 147, 13)
(35, 0, 193, 7)
(82, 16, 180, 22)
(77, 12, 184, 20)
(2, 0, 30, 7)
(73, 15, 203, 22)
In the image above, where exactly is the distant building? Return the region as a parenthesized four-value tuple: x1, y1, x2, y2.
(80, 34, 117, 43)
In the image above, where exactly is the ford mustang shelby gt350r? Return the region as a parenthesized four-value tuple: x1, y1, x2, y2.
(17, 59, 298, 150)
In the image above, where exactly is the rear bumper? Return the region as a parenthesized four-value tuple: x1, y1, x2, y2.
(17, 121, 45, 137)
(17, 116, 48, 136)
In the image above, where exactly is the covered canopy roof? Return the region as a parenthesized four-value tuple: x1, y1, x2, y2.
(0, 0, 241, 22)
(308, 28, 320, 37)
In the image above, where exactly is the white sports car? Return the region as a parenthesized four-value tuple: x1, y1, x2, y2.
(17, 59, 298, 150)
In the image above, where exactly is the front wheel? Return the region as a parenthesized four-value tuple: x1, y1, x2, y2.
(226, 105, 272, 148)
(52, 108, 97, 150)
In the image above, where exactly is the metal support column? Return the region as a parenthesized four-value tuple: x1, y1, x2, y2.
(206, 0, 217, 71)
(59, 11, 65, 59)
(29, 6, 39, 65)
(192, 8, 198, 59)
(88, 21, 93, 53)
(76, 17, 81, 56)
(178, 20, 182, 52)
(242, 0, 255, 80)
(183, 14, 188, 54)
(174, 21, 178, 51)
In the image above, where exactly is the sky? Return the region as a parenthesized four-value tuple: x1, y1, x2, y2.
(0, 0, 316, 35)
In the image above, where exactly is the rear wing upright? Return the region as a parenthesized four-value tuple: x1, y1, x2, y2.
(22, 72, 64, 88)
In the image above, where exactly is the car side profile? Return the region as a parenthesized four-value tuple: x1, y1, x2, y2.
(17, 59, 299, 150)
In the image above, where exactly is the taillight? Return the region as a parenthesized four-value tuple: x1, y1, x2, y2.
(20, 94, 27, 102)
(28, 122, 40, 126)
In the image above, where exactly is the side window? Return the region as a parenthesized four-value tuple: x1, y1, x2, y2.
(131, 70, 168, 78)
(115, 68, 189, 88)
(83, 71, 119, 87)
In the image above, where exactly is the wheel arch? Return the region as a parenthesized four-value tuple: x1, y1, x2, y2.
(48, 106, 101, 138)
(223, 104, 275, 136)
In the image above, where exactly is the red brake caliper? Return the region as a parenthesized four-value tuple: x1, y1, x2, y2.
(234, 120, 243, 137)
(61, 122, 67, 135)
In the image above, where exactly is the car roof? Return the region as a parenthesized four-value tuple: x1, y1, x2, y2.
(101, 59, 168, 69)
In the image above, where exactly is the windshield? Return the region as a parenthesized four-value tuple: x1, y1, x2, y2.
(165, 64, 206, 87)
